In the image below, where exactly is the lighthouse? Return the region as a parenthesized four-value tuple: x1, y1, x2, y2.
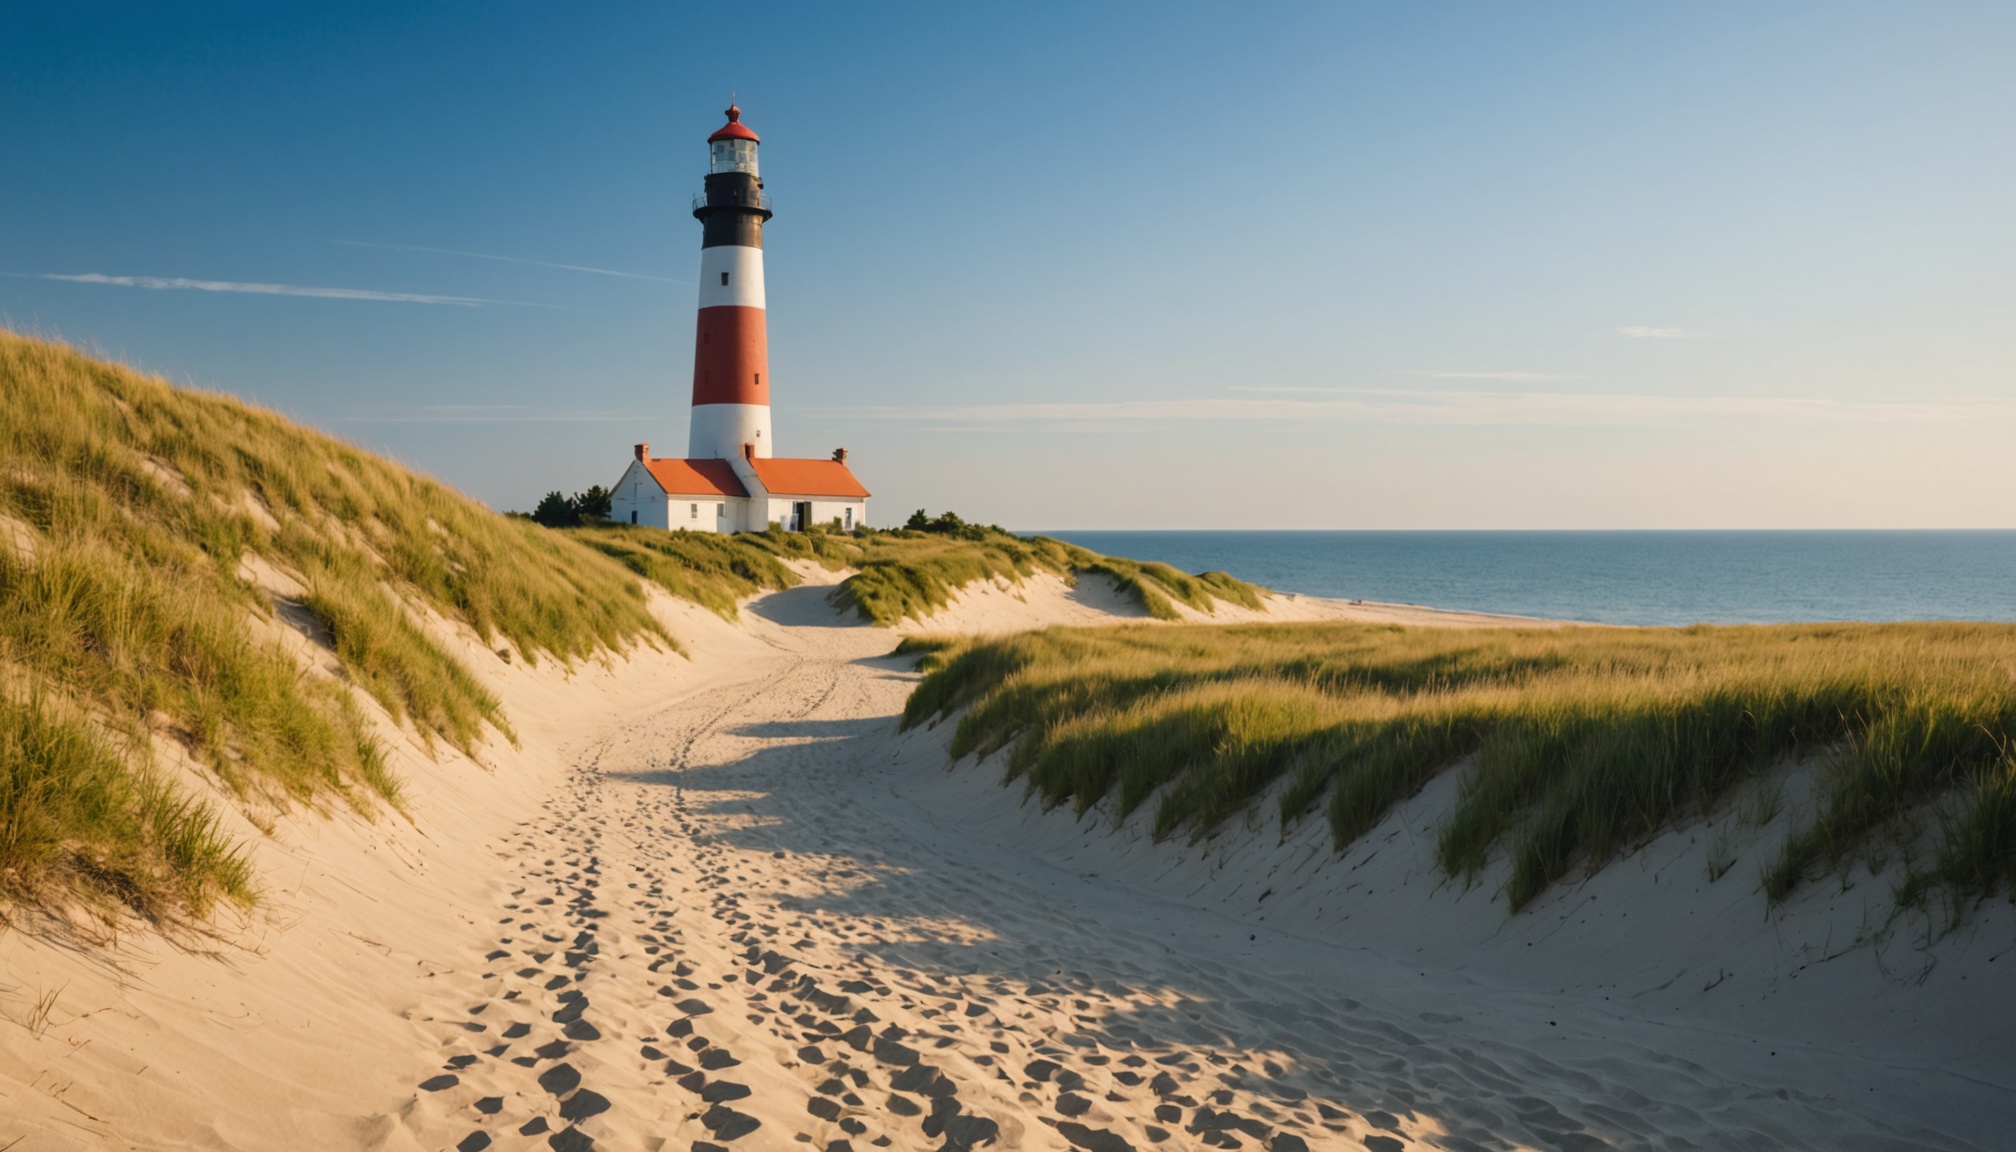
(607, 104, 871, 534)
(688, 104, 773, 460)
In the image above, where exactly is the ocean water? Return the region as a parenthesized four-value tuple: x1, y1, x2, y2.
(1035, 531, 2016, 626)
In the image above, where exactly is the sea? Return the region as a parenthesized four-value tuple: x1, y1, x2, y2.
(1033, 531, 2016, 627)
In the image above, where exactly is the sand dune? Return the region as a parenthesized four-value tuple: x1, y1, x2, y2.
(874, 570, 1554, 632)
(2, 575, 2008, 1151)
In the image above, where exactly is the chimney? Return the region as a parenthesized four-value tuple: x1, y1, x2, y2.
(832, 448, 848, 463)
(742, 442, 755, 462)
(634, 443, 650, 462)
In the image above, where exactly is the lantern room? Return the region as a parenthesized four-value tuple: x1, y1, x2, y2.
(708, 105, 760, 175)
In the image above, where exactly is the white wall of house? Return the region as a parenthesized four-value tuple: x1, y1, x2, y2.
(729, 494, 761, 533)
(608, 460, 669, 529)
(768, 497, 868, 531)
(811, 499, 866, 530)
(664, 498, 733, 533)
(727, 457, 765, 532)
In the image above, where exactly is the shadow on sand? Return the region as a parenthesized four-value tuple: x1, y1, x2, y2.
(745, 584, 872, 630)
(602, 731, 1649, 1152)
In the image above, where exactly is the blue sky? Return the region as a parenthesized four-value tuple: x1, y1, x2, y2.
(5, 2, 2012, 528)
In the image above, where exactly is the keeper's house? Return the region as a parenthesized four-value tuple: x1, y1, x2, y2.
(610, 443, 868, 534)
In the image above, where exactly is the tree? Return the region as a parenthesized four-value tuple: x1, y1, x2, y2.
(526, 485, 613, 529)
(532, 491, 575, 528)
(573, 484, 612, 523)
(905, 509, 969, 535)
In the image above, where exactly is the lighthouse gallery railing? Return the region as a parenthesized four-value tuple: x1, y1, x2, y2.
(692, 192, 774, 212)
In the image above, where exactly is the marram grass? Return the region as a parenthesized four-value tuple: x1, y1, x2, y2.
(571, 522, 809, 619)
(903, 621, 2016, 910)
(571, 520, 1262, 627)
(0, 329, 667, 919)
(0, 687, 252, 918)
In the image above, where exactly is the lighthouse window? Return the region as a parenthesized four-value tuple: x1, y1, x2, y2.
(721, 272, 730, 286)
(709, 139, 759, 176)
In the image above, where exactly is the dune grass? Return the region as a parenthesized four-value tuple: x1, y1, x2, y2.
(568, 518, 1263, 627)
(573, 520, 1087, 626)
(825, 526, 1261, 625)
(0, 687, 252, 918)
(902, 621, 2016, 911)
(0, 329, 670, 919)
(752, 519, 1261, 625)
(569, 522, 822, 619)
(1075, 555, 1265, 621)
(832, 530, 1084, 624)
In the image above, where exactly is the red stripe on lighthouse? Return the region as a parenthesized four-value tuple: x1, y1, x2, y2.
(690, 306, 770, 407)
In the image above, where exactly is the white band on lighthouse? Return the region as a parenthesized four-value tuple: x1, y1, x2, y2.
(689, 402, 772, 461)
(697, 246, 766, 310)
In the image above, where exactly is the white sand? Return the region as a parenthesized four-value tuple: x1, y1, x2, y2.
(2, 573, 2008, 1151)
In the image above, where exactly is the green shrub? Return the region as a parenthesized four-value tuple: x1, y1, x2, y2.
(529, 485, 613, 528)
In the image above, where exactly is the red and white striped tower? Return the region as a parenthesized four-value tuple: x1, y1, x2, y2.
(688, 104, 775, 460)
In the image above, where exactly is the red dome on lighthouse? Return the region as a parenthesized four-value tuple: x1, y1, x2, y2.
(708, 105, 759, 144)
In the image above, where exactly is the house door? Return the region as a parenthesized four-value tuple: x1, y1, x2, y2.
(792, 501, 812, 531)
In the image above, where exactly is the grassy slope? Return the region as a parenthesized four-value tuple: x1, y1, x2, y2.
(0, 331, 667, 919)
(903, 622, 2016, 913)
(573, 521, 1263, 626)
(0, 331, 1259, 923)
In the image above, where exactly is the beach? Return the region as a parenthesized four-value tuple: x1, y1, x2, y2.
(1, 573, 2008, 1151)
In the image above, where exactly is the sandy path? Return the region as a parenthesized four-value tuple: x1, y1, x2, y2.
(396, 587, 1992, 1152)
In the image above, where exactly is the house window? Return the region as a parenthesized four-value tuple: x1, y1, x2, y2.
(720, 272, 730, 286)
(690, 503, 699, 519)
(844, 507, 853, 530)
(630, 510, 637, 525)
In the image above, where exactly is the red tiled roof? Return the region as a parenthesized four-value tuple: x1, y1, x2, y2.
(708, 104, 759, 144)
(748, 457, 871, 498)
(642, 457, 747, 497)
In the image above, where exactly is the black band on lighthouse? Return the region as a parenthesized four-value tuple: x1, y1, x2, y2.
(695, 172, 770, 250)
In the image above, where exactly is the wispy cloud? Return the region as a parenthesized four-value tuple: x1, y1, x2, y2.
(808, 389, 2016, 428)
(334, 404, 639, 424)
(1229, 385, 1358, 394)
(22, 271, 563, 308)
(1616, 326, 1700, 339)
(1427, 371, 1588, 382)
(334, 240, 688, 284)
(1238, 371, 1588, 393)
